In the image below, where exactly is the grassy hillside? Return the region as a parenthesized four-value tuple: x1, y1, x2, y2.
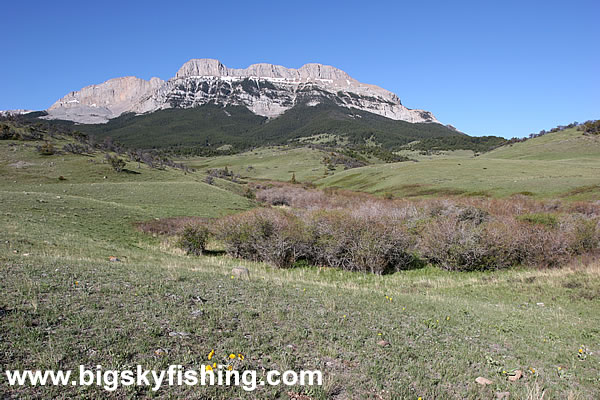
(317, 128, 600, 199)
(483, 127, 600, 161)
(1, 137, 600, 399)
(317, 157, 600, 199)
(0, 136, 254, 217)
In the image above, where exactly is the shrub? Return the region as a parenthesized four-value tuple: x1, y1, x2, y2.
(516, 223, 572, 268)
(177, 225, 209, 256)
(420, 217, 484, 271)
(308, 211, 416, 274)
(106, 154, 126, 172)
(560, 215, 600, 255)
(37, 142, 56, 155)
(63, 143, 90, 154)
(212, 208, 311, 268)
(419, 216, 523, 271)
(419, 213, 582, 271)
(457, 206, 490, 224)
(243, 187, 256, 199)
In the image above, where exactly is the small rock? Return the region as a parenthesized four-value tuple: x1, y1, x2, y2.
(536, 302, 545, 307)
(192, 296, 208, 303)
(496, 392, 510, 399)
(508, 370, 522, 382)
(476, 377, 493, 386)
(168, 331, 189, 337)
(377, 340, 390, 347)
(231, 266, 250, 280)
(191, 309, 204, 317)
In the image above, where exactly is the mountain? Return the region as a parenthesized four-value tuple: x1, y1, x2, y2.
(43, 59, 438, 125)
(24, 59, 507, 154)
(72, 101, 463, 152)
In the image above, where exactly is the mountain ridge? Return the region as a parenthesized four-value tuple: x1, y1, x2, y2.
(43, 59, 438, 124)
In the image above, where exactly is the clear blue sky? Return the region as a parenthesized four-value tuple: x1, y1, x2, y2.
(2, 0, 598, 138)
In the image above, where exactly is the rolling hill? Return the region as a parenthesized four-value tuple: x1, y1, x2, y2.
(317, 127, 600, 199)
(482, 126, 600, 161)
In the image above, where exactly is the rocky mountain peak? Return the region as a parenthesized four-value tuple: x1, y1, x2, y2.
(44, 59, 439, 125)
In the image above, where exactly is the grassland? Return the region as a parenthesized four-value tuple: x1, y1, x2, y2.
(181, 128, 600, 200)
(483, 128, 600, 162)
(318, 128, 600, 200)
(2, 132, 600, 398)
(183, 146, 335, 182)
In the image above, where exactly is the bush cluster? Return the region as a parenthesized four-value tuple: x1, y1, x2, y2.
(211, 208, 417, 273)
(207, 189, 600, 273)
(163, 184, 600, 274)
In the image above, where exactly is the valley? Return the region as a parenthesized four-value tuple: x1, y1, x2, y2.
(1, 116, 599, 398)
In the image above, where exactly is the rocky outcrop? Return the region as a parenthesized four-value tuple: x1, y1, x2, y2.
(44, 59, 439, 124)
(45, 76, 164, 124)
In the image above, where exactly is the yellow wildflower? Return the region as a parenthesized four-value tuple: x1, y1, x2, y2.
(207, 349, 214, 360)
(578, 348, 583, 354)
(212, 363, 216, 369)
(229, 353, 236, 359)
(238, 353, 244, 360)
(227, 365, 233, 371)
(205, 365, 213, 371)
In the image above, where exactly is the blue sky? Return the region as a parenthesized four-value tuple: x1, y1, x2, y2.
(2, 0, 598, 138)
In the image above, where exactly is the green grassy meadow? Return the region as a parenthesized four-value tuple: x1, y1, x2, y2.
(1, 129, 600, 399)
(183, 146, 337, 183)
(318, 128, 600, 200)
